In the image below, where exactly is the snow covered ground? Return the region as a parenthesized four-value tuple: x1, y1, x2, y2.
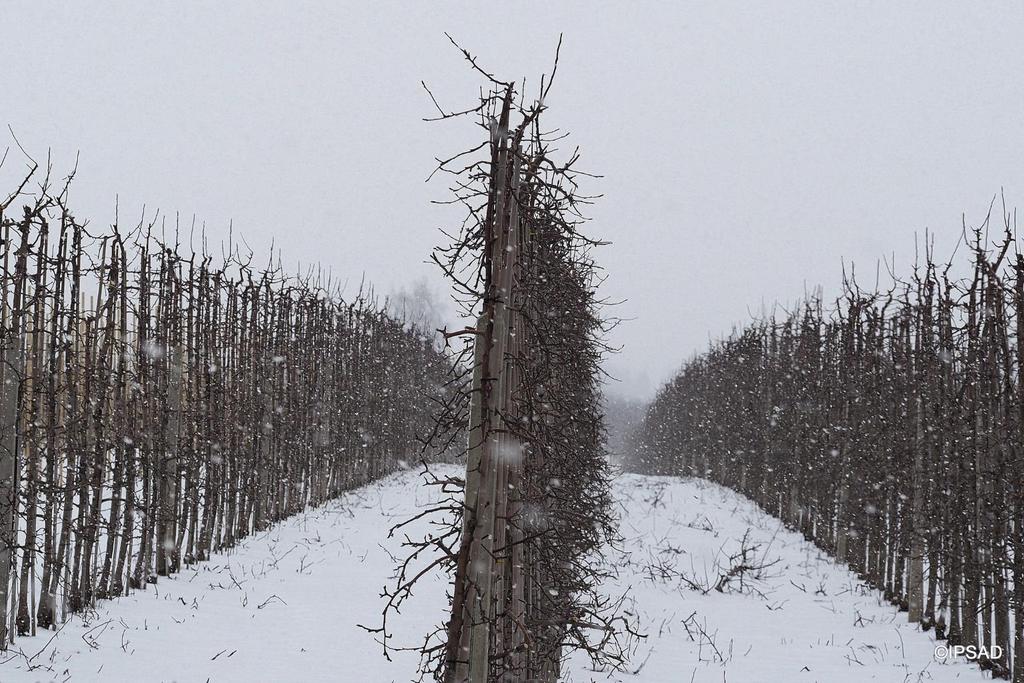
(0, 467, 985, 682)
(565, 474, 985, 683)
(0, 467, 453, 683)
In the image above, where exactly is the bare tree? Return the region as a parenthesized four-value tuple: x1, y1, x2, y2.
(630, 210, 1024, 680)
(366, 40, 638, 683)
(0, 155, 453, 649)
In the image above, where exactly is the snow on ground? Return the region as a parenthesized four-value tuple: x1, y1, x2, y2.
(0, 467, 987, 682)
(0, 467, 453, 683)
(565, 474, 986, 683)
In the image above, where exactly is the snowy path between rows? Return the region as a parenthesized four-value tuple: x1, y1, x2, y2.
(564, 474, 984, 683)
(0, 467, 985, 682)
(0, 468, 453, 683)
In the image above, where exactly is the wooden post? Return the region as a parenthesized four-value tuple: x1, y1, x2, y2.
(0, 215, 31, 648)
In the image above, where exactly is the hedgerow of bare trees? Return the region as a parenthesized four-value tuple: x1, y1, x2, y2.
(629, 208, 1024, 680)
(0, 157, 450, 648)
(366, 40, 637, 682)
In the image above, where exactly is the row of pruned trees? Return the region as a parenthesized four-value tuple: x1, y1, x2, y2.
(629, 216, 1024, 680)
(0, 164, 450, 648)
(369, 47, 635, 682)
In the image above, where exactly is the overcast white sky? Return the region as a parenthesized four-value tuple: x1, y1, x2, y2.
(3, 2, 1024, 399)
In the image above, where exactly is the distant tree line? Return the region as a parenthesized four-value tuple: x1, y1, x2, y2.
(0, 162, 450, 648)
(630, 214, 1024, 680)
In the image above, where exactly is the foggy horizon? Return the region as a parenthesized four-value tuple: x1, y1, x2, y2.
(5, 3, 1023, 402)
